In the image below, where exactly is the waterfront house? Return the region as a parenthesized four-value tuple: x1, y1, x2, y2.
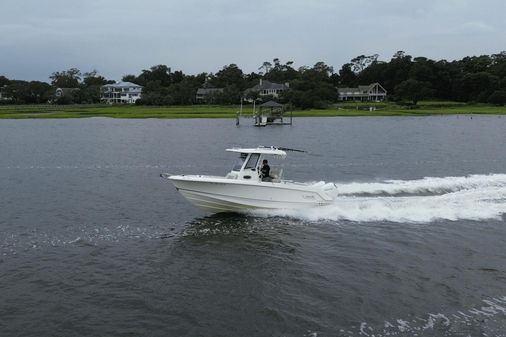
(55, 87, 80, 98)
(101, 82, 143, 104)
(337, 83, 387, 102)
(195, 87, 224, 103)
(244, 79, 289, 101)
(0, 85, 11, 101)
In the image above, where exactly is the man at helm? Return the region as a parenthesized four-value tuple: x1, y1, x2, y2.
(260, 159, 272, 182)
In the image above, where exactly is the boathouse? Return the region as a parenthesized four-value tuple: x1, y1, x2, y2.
(254, 100, 292, 126)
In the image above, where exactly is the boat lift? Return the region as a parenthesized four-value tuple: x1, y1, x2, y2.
(236, 99, 293, 126)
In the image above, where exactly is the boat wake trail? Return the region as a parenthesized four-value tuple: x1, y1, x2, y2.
(347, 296, 506, 337)
(256, 174, 506, 223)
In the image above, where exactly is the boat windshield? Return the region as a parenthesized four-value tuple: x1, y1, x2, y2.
(244, 153, 260, 170)
(232, 153, 247, 171)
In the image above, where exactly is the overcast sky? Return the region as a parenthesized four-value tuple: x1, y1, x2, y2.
(1, 0, 505, 82)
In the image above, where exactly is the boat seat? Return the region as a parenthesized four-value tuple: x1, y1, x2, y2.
(270, 168, 283, 182)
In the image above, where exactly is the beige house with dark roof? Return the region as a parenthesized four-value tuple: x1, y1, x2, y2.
(244, 79, 289, 101)
(195, 87, 224, 102)
(337, 83, 387, 102)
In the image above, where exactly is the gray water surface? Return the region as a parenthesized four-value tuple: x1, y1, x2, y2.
(1, 116, 506, 336)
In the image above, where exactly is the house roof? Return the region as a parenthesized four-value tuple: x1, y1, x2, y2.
(251, 80, 288, 91)
(196, 88, 224, 95)
(259, 100, 283, 108)
(337, 83, 387, 94)
(337, 87, 360, 93)
(102, 81, 143, 88)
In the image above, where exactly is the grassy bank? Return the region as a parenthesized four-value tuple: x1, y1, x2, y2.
(0, 105, 238, 119)
(0, 102, 505, 119)
(295, 101, 506, 117)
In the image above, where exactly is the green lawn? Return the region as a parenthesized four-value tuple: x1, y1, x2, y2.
(0, 102, 505, 119)
(300, 102, 506, 117)
(0, 105, 239, 119)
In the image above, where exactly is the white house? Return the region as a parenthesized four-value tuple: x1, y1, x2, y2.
(337, 83, 387, 102)
(101, 82, 143, 104)
(0, 85, 11, 101)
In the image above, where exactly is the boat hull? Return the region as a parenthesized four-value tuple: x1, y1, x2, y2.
(166, 175, 337, 213)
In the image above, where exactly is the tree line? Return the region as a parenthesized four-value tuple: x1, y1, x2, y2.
(0, 69, 114, 105)
(1, 51, 505, 107)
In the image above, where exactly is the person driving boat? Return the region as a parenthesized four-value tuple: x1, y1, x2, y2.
(260, 159, 271, 182)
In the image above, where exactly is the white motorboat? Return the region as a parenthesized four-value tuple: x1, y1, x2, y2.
(161, 146, 338, 213)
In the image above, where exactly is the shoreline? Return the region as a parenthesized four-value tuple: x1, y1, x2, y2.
(1, 102, 505, 119)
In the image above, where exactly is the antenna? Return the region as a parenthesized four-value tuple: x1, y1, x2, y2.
(277, 147, 306, 153)
(259, 145, 307, 153)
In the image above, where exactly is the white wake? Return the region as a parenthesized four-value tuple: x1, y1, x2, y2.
(255, 174, 506, 223)
(349, 296, 506, 337)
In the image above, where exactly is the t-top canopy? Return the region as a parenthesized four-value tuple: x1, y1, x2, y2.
(226, 147, 287, 158)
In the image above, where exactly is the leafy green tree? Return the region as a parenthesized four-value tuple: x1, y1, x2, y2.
(168, 79, 197, 105)
(244, 89, 260, 102)
(171, 70, 185, 84)
(338, 63, 357, 86)
(409, 57, 437, 83)
(82, 70, 112, 86)
(394, 79, 434, 104)
(215, 84, 242, 104)
(68, 70, 114, 103)
(4, 81, 52, 104)
(74, 86, 101, 104)
(29, 81, 53, 103)
(244, 72, 262, 89)
(383, 51, 413, 93)
(356, 61, 387, 87)
(490, 51, 506, 79)
(488, 90, 506, 105)
(284, 62, 337, 109)
(136, 65, 172, 87)
(263, 58, 298, 83)
(429, 60, 457, 100)
(49, 68, 81, 88)
(460, 55, 493, 73)
(212, 64, 245, 89)
(136, 91, 172, 105)
(0, 75, 10, 87)
(258, 61, 272, 75)
(122, 74, 139, 84)
(460, 72, 499, 102)
(350, 54, 379, 74)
